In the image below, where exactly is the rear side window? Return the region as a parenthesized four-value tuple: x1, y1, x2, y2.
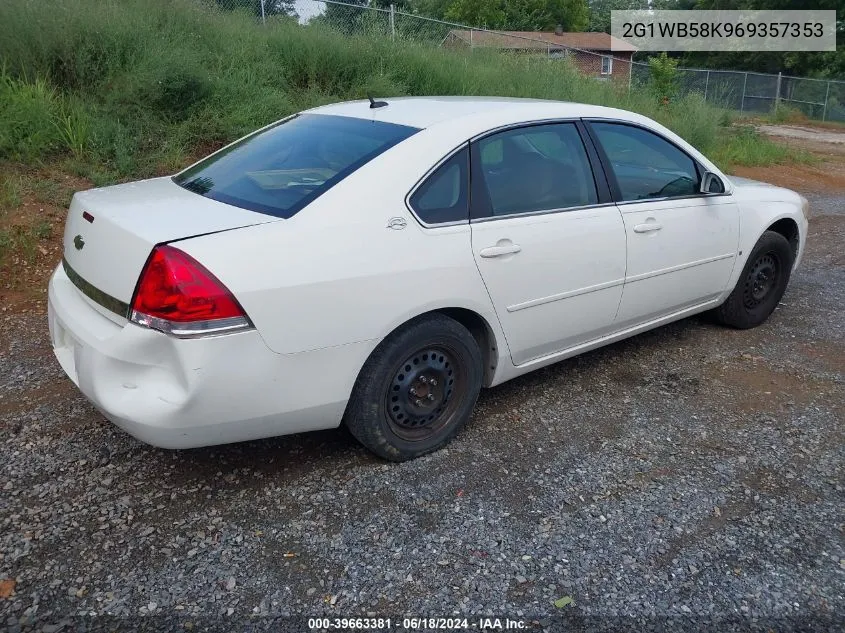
(590, 122, 699, 201)
(408, 146, 469, 225)
(174, 114, 418, 219)
(472, 123, 598, 217)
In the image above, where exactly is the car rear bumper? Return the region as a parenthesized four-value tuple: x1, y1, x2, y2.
(47, 264, 370, 449)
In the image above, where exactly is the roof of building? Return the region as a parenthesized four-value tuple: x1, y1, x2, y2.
(446, 30, 637, 53)
(305, 96, 641, 130)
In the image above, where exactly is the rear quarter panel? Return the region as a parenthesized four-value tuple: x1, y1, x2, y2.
(176, 127, 507, 361)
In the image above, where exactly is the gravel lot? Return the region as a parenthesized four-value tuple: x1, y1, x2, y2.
(1, 187, 843, 632)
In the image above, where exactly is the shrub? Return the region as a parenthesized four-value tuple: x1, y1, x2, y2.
(647, 52, 679, 103)
(131, 54, 212, 119)
(769, 105, 808, 124)
(0, 70, 62, 161)
(0, 0, 780, 178)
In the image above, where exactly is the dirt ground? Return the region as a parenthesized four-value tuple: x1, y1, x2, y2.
(0, 128, 843, 630)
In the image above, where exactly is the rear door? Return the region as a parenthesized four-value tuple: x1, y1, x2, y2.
(586, 120, 739, 328)
(469, 121, 626, 366)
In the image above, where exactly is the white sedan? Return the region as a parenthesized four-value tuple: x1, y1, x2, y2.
(48, 97, 808, 460)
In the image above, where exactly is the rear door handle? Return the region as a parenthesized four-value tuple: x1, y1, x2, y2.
(633, 222, 663, 233)
(479, 243, 522, 258)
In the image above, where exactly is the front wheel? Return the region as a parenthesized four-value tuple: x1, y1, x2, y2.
(712, 230, 794, 329)
(343, 314, 483, 461)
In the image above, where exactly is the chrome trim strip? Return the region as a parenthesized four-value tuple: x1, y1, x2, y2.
(507, 277, 625, 313)
(404, 115, 733, 227)
(625, 253, 735, 284)
(63, 260, 253, 339)
(62, 258, 130, 318)
(469, 117, 581, 143)
(471, 201, 618, 223)
(615, 192, 733, 207)
(130, 311, 253, 339)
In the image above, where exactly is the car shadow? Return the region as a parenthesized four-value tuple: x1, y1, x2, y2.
(144, 313, 719, 487)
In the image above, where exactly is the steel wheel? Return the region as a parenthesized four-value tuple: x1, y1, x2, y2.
(711, 230, 794, 330)
(385, 345, 464, 442)
(743, 252, 780, 309)
(343, 313, 483, 461)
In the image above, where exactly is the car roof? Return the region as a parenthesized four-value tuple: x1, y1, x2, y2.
(304, 96, 642, 130)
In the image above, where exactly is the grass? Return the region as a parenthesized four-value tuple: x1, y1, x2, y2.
(29, 178, 70, 208)
(0, 175, 23, 209)
(767, 105, 809, 125)
(736, 105, 845, 131)
(709, 126, 818, 168)
(0, 223, 50, 266)
(761, 107, 845, 130)
(0, 0, 803, 184)
(0, 164, 78, 211)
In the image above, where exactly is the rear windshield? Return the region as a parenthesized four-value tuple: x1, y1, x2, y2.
(174, 114, 419, 219)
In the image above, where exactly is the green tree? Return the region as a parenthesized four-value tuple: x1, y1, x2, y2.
(648, 51, 679, 100)
(444, 0, 589, 31)
(309, 0, 368, 31)
(657, 0, 844, 78)
(371, 0, 413, 9)
(587, 0, 648, 33)
(409, 0, 454, 19)
(213, 0, 296, 18)
(444, 0, 506, 28)
(266, 0, 297, 17)
(545, 0, 589, 31)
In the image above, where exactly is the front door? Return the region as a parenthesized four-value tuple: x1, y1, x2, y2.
(587, 121, 739, 328)
(469, 122, 627, 366)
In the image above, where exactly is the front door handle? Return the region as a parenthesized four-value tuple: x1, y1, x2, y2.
(633, 222, 663, 233)
(479, 242, 522, 258)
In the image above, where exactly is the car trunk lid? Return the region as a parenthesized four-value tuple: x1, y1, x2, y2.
(62, 177, 277, 318)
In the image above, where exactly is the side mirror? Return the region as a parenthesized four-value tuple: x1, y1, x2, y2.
(700, 171, 725, 194)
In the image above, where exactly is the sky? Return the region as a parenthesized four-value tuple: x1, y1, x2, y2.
(295, 0, 324, 23)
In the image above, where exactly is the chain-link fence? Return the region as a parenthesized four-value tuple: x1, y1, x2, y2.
(632, 64, 845, 121)
(208, 0, 845, 123)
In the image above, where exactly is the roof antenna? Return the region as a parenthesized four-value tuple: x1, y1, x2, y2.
(367, 94, 388, 109)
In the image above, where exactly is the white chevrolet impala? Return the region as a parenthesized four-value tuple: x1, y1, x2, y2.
(48, 97, 808, 460)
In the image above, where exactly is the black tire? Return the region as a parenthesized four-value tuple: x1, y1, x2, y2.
(343, 314, 483, 461)
(712, 230, 794, 329)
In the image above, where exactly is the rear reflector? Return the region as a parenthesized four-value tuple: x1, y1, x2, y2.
(130, 245, 251, 337)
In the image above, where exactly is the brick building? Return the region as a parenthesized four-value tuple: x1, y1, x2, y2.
(442, 28, 637, 85)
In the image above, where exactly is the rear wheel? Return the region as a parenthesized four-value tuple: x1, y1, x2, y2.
(712, 230, 794, 329)
(343, 314, 482, 461)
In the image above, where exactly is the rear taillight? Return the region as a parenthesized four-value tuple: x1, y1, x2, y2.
(130, 245, 251, 337)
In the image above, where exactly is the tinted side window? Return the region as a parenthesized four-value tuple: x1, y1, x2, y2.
(591, 122, 699, 201)
(474, 123, 598, 217)
(409, 147, 468, 224)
